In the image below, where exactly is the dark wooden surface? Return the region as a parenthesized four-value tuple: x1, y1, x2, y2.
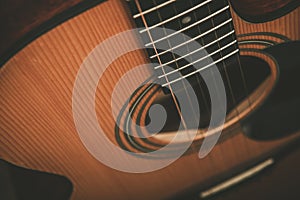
(230, 0, 292, 15)
(0, 0, 88, 64)
(231, 0, 293, 15)
(229, 0, 299, 22)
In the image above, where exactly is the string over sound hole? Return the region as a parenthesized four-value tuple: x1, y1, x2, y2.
(115, 51, 277, 153)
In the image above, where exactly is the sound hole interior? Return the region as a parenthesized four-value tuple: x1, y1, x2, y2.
(115, 52, 278, 153)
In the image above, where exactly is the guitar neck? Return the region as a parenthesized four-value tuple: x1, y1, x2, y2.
(127, 0, 240, 88)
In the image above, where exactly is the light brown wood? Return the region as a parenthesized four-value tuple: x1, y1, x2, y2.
(231, 4, 300, 41)
(0, 1, 299, 199)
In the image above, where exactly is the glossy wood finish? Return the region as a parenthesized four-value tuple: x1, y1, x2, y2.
(232, 6, 300, 42)
(0, 1, 300, 199)
(0, 0, 107, 66)
(230, 0, 293, 15)
(0, 0, 83, 59)
(229, 0, 299, 22)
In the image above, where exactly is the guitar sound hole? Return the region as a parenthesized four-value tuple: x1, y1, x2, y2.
(115, 53, 275, 153)
(148, 55, 271, 132)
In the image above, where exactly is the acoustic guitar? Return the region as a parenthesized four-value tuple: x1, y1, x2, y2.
(0, 0, 299, 199)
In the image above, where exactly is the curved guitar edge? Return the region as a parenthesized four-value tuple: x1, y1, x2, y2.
(0, 0, 107, 68)
(0, 159, 73, 200)
(229, 0, 300, 23)
(241, 41, 300, 140)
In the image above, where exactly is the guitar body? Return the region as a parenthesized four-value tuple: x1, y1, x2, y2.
(229, 0, 300, 22)
(0, 0, 299, 199)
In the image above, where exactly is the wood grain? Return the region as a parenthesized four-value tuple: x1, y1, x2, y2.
(0, 1, 299, 199)
(0, 0, 91, 60)
(231, 4, 300, 41)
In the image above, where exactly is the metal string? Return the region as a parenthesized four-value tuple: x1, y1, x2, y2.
(206, 1, 242, 121)
(151, 0, 201, 152)
(222, 0, 251, 108)
(134, 0, 190, 139)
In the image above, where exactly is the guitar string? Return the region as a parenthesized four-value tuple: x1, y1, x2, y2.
(149, 18, 234, 60)
(145, 0, 232, 144)
(222, 0, 251, 108)
(134, 0, 191, 144)
(143, 5, 230, 47)
(177, 0, 212, 126)
(153, 0, 218, 156)
(189, 0, 219, 169)
(152, 0, 205, 152)
(149, 0, 202, 153)
(133, 0, 176, 18)
(154, 0, 233, 149)
(206, 0, 240, 163)
(207, 0, 252, 159)
(221, 0, 251, 156)
(187, 0, 214, 133)
(134, 0, 251, 150)
(206, 1, 242, 122)
(189, 0, 252, 162)
(190, 0, 228, 149)
(139, 0, 212, 33)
